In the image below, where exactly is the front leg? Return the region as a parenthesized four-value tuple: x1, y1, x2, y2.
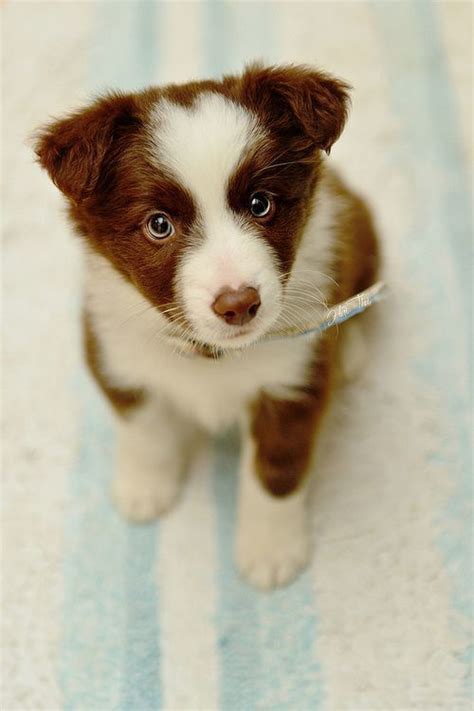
(84, 313, 195, 522)
(112, 395, 196, 522)
(236, 335, 336, 590)
(236, 433, 311, 591)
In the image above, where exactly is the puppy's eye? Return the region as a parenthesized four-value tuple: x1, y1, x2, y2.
(249, 192, 274, 219)
(145, 212, 175, 241)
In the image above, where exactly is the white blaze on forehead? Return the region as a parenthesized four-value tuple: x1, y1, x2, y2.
(150, 92, 263, 216)
(149, 92, 281, 347)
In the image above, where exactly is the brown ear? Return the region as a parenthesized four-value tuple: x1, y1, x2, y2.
(34, 93, 141, 202)
(238, 64, 351, 153)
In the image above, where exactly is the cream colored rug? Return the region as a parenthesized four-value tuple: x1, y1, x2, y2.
(2, 2, 472, 709)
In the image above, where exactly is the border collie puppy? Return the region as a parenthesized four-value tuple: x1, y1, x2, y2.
(35, 64, 379, 590)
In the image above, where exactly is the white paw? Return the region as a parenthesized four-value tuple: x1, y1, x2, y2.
(236, 520, 310, 591)
(112, 469, 182, 522)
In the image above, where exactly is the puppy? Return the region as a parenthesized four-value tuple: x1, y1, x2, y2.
(35, 64, 379, 590)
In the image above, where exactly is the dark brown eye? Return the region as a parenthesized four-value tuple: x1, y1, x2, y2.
(249, 192, 273, 219)
(146, 212, 175, 241)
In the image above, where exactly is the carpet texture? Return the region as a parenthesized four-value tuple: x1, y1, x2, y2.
(2, 2, 472, 709)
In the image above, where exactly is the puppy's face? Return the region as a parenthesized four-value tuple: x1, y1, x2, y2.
(35, 65, 349, 350)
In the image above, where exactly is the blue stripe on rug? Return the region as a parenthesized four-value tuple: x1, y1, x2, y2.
(204, 0, 234, 77)
(93, 1, 158, 94)
(122, 520, 161, 711)
(373, 0, 472, 687)
(61, 3, 162, 709)
(204, 0, 279, 76)
(207, 3, 321, 708)
(213, 433, 261, 710)
(61, 376, 127, 710)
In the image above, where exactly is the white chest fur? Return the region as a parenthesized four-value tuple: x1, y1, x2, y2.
(85, 251, 318, 431)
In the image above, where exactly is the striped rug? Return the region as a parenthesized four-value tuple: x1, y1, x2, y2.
(2, 1, 472, 709)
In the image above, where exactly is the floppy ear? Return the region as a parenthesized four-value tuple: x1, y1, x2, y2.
(238, 64, 351, 153)
(34, 93, 140, 202)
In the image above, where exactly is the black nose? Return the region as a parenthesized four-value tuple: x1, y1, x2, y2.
(212, 286, 261, 326)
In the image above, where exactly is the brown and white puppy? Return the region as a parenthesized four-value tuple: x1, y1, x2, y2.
(35, 64, 379, 590)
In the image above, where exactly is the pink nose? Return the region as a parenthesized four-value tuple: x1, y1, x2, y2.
(212, 286, 261, 326)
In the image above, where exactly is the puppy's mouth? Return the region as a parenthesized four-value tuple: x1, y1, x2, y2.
(164, 312, 271, 357)
(200, 305, 283, 349)
(213, 325, 256, 343)
(187, 325, 262, 357)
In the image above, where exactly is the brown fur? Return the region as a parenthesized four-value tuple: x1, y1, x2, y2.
(227, 141, 321, 278)
(252, 171, 380, 497)
(252, 330, 339, 496)
(235, 63, 350, 153)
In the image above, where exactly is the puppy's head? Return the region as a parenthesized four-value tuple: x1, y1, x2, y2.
(35, 64, 349, 350)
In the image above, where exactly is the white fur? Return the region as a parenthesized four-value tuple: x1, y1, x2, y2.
(86, 251, 314, 433)
(112, 394, 196, 522)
